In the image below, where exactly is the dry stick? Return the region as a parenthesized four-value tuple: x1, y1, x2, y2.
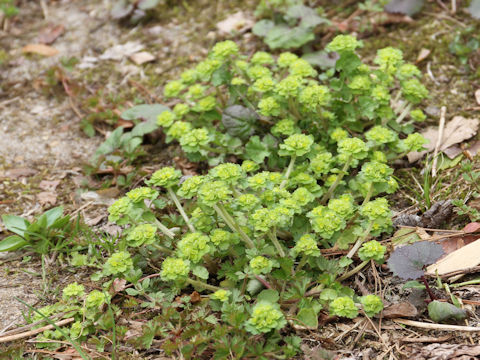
(0, 312, 67, 337)
(432, 106, 447, 178)
(0, 318, 74, 343)
(393, 318, 480, 332)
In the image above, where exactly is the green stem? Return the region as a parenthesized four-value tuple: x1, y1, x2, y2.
(167, 188, 195, 233)
(201, 145, 224, 154)
(280, 156, 296, 189)
(321, 156, 352, 205)
(295, 255, 308, 273)
(395, 102, 412, 124)
(152, 243, 173, 255)
(154, 219, 175, 240)
(346, 221, 374, 259)
(361, 183, 374, 206)
(213, 204, 255, 249)
(268, 230, 286, 258)
(186, 278, 222, 292)
(337, 260, 369, 282)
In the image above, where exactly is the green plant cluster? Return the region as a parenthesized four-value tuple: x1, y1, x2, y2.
(156, 37, 427, 167)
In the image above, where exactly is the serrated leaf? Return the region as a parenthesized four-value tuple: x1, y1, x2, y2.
(257, 289, 279, 303)
(428, 300, 466, 323)
(245, 136, 270, 163)
(264, 25, 315, 50)
(252, 19, 275, 37)
(296, 307, 318, 329)
(192, 265, 209, 280)
(221, 105, 257, 140)
(384, 0, 424, 16)
(468, 0, 480, 19)
(387, 241, 444, 280)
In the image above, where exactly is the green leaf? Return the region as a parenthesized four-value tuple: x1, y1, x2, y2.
(93, 127, 124, 159)
(302, 51, 338, 69)
(402, 280, 425, 290)
(257, 289, 279, 303)
(138, 0, 160, 10)
(384, 0, 424, 16)
(2, 215, 29, 237)
(43, 206, 64, 227)
(252, 19, 275, 38)
(264, 25, 315, 50)
(392, 227, 421, 246)
(245, 136, 270, 163)
(212, 65, 232, 86)
(296, 307, 318, 329)
(192, 265, 209, 280)
(222, 105, 257, 140)
(122, 104, 169, 123)
(247, 279, 264, 295)
(428, 300, 466, 323)
(0, 235, 28, 252)
(286, 5, 328, 28)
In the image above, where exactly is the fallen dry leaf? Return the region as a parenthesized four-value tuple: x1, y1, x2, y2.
(216, 11, 254, 35)
(476, 89, 480, 105)
(37, 191, 57, 206)
(404, 343, 480, 360)
(0, 168, 38, 179)
(408, 116, 480, 162)
(129, 51, 155, 65)
(416, 48, 431, 63)
(37, 24, 65, 44)
(100, 41, 144, 61)
(22, 43, 59, 57)
(112, 278, 127, 294)
(382, 302, 418, 318)
(39, 180, 60, 191)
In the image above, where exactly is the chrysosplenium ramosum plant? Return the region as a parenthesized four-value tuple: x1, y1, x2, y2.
(156, 35, 428, 166)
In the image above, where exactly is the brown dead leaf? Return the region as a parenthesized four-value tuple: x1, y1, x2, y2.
(22, 43, 59, 57)
(408, 116, 480, 162)
(85, 214, 105, 226)
(382, 302, 418, 318)
(129, 51, 155, 65)
(37, 24, 65, 44)
(216, 11, 254, 35)
(416, 48, 431, 63)
(39, 180, 60, 191)
(37, 191, 57, 206)
(112, 278, 127, 294)
(476, 89, 480, 105)
(190, 291, 201, 304)
(0, 168, 38, 179)
(404, 343, 480, 360)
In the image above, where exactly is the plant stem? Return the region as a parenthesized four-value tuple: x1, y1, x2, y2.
(213, 204, 255, 249)
(151, 243, 173, 255)
(268, 230, 286, 258)
(167, 188, 195, 233)
(337, 260, 369, 282)
(201, 145, 223, 154)
(280, 156, 296, 189)
(421, 276, 436, 302)
(361, 183, 374, 206)
(295, 255, 308, 273)
(321, 156, 352, 205)
(395, 102, 412, 124)
(346, 221, 373, 259)
(186, 278, 221, 292)
(154, 219, 175, 240)
(254, 275, 273, 289)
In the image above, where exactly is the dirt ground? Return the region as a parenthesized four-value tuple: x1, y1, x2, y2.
(2, 0, 480, 358)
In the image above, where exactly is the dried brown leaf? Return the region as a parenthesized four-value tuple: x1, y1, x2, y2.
(22, 43, 59, 57)
(416, 48, 431, 63)
(37, 191, 57, 206)
(408, 116, 479, 162)
(216, 11, 254, 35)
(382, 302, 418, 318)
(129, 51, 155, 65)
(37, 24, 65, 44)
(476, 89, 480, 105)
(39, 180, 60, 191)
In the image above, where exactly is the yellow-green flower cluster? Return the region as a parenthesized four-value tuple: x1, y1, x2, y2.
(275, 75, 303, 97)
(198, 181, 231, 206)
(397, 64, 421, 80)
(62, 282, 85, 300)
(403, 133, 428, 152)
(108, 197, 132, 223)
(160, 257, 190, 281)
(252, 76, 275, 93)
(236, 193, 261, 211)
(195, 96, 217, 112)
(251, 51, 274, 65)
(365, 126, 396, 144)
(126, 187, 158, 203)
(299, 84, 331, 110)
(371, 85, 390, 103)
(85, 290, 108, 308)
(401, 78, 428, 104)
(179, 128, 211, 152)
(330, 128, 349, 142)
(178, 175, 204, 199)
(104, 251, 133, 275)
(210, 163, 244, 184)
(247, 65, 272, 80)
(177, 232, 211, 263)
(147, 166, 182, 188)
(358, 240, 386, 263)
(308, 206, 346, 239)
(250, 208, 277, 233)
(126, 224, 157, 247)
(359, 161, 393, 183)
(258, 96, 281, 117)
(211, 40, 239, 60)
(271, 118, 297, 137)
(360, 294, 384, 317)
(210, 289, 231, 302)
(348, 75, 371, 91)
(329, 296, 358, 318)
(289, 58, 317, 78)
(310, 152, 333, 175)
(328, 194, 355, 219)
(210, 229, 238, 250)
(180, 69, 197, 85)
(195, 59, 221, 81)
(360, 197, 391, 221)
(249, 256, 274, 275)
(173, 103, 190, 117)
(326, 34, 361, 53)
(374, 47, 403, 74)
(188, 84, 206, 99)
(191, 207, 215, 232)
(163, 80, 185, 98)
(279, 134, 314, 157)
(338, 138, 368, 159)
(293, 234, 320, 257)
(167, 121, 191, 140)
(157, 110, 176, 127)
(245, 302, 286, 334)
(291, 187, 315, 207)
(410, 109, 426, 122)
(277, 52, 298, 68)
